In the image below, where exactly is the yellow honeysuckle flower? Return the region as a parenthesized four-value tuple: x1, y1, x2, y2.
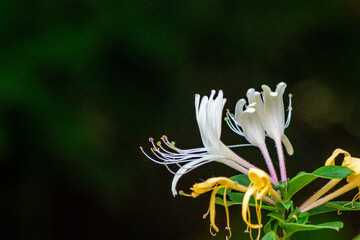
(181, 173, 280, 239)
(326, 148, 360, 199)
(301, 149, 360, 212)
(242, 168, 279, 240)
(181, 177, 248, 238)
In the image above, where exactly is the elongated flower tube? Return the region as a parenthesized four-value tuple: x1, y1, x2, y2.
(299, 149, 350, 210)
(181, 175, 279, 239)
(226, 99, 279, 185)
(141, 90, 259, 196)
(300, 149, 360, 212)
(242, 168, 281, 240)
(247, 82, 293, 182)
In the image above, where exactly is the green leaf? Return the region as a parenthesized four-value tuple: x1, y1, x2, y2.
(312, 166, 354, 178)
(261, 231, 278, 240)
(263, 218, 275, 233)
(353, 233, 360, 240)
(217, 187, 231, 195)
(286, 166, 353, 201)
(276, 200, 293, 211)
(280, 221, 343, 238)
(215, 197, 239, 207)
(273, 181, 288, 200)
(230, 174, 251, 186)
(227, 192, 244, 203)
(308, 201, 360, 216)
(267, 212, 284, 221)
(297, 211, 309, 224)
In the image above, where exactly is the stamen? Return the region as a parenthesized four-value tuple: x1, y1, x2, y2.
(179, 190, 193, 197)
(228, 144, 254, 148)
(338, 191, 360, 214)
(225, 110, 245, 136)
(209, 225, 217, 236)
(163, 161, 177, 174)
(285, 93, 293, 128)
(161, 135, 168, 141)
(140, 146, 166, 164)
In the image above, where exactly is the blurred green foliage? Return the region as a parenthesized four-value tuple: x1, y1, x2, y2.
(0, 0, 359, 239)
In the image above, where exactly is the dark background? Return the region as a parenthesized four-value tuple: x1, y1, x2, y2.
(0, 1, 359, 239)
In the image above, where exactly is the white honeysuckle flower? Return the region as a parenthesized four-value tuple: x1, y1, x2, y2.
(141, 90, 260, 196)
(233, 99, 265, 148)
(226, 98, 280, 185)
(246, 82, 293, 155)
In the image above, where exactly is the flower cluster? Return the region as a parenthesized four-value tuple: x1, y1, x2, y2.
(141, 83, 360, 240)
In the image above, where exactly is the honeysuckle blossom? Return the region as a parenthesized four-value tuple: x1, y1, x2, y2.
(246, 82, 293, 182)
(180, 177, 248, 238)
(141, 82, 360, 239)
(242, 168, 280, 240)
(226, 82, 293, 183)
(227, 99, 266, 148)
(226, 99, 279, 184)
(181, 169, 280, 239)
(300, 149, 360, 212)
(141, 90, 261, 196)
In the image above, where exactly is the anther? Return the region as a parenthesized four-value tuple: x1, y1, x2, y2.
(289, 93, 293, 98)
(149, 137, 154, 142)
(288, 106, 293, 111)
(209, 225, 217, 236)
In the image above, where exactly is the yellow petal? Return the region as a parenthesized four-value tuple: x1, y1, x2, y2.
(242, 168, 274, 240)
(343, 156, 360, 183)
(248, 168, 272, 197)
(325, 148, 350, 166)
(190, 177, 248, 198)
(242, 188, 261, 229)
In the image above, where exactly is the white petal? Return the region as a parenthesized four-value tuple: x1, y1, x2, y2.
(171, 158, 212, 196)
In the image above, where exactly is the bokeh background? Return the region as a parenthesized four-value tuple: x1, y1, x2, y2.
(0, 1, 359, 239)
